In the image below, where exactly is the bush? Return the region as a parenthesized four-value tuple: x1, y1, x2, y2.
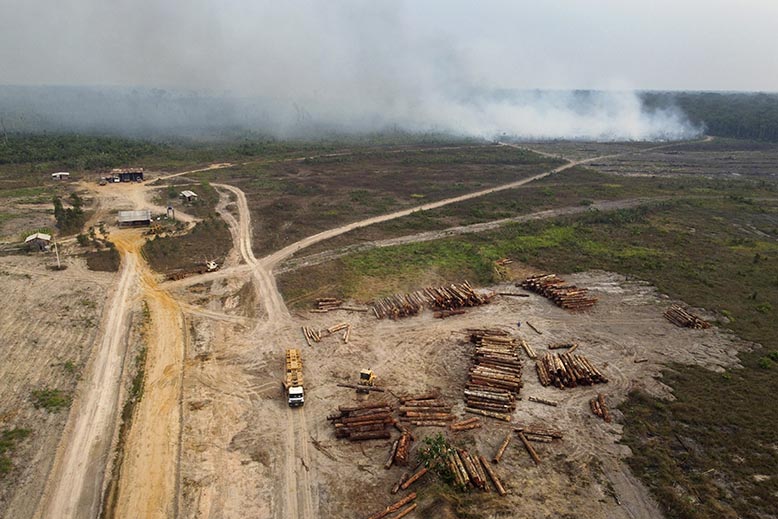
(30, 388, 71, 412)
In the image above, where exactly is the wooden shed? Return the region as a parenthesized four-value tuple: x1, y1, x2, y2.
(25, 232, 52, 251)
(117, 210, 152, 227)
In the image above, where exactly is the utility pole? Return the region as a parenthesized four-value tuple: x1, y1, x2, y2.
(54, 240, 61, 270)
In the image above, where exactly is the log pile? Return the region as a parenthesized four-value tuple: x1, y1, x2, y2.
(448, 448, 496, 493)
(590, 392, 612, 423)
(398, 394, 453, 427)
(515, 425, 563, 443)
(536, 352, 608, 388)
(302, 323, 352, 346)
(464, 330, 522, 421)
(519, 274, 597, 310)
(372, 281, 490, 319)
(311, 297, 370, 313)
(664, 304, 710, 329)
(393, 431, 413, 466)
(313, 297, 342, 311)
(328, 402, 395, 441)
(520, 339, 537, 359)
(449, 417, 481, 432)
(301, 325, 321, 346)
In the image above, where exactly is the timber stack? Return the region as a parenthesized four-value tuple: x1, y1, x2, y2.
(448, 448, 498, 493)
(328, 401, 395, 441)
(313, 297, 343, 312)
(663, 304, 710, 329)
(519, 274, 597, 310)
(398, 391, 453, 427)
(372, 281, 490, 320)
(536, 352, 608, 388)
(590, 393, 612, 422)
(449, 417, 481, 432)
(464, 330, 522, 421)
(515, 424, 563, 443)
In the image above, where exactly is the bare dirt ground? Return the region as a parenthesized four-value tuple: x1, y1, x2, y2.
(0, 255, 113, 519)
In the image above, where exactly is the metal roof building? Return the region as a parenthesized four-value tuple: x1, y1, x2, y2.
(117, 210, 152, 227)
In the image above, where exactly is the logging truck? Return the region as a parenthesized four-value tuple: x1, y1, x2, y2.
(283, 349, 305, 407)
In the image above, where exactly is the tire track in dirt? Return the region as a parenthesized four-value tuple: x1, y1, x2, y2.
(110, 232, 186, 519)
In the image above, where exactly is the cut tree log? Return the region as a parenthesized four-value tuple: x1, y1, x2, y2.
(365, 492, 417, 519)
(385, 440, 399, 469)
(400, 467, 428, 490)
(391, 472, 409, 494)
(479, 455, 507, 496)
(517, 431, 541, 465)
(492, 432, 512, 463)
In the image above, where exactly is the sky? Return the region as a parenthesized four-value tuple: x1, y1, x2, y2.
(0, 0, 776, 139)
(1, 0, 776, 92)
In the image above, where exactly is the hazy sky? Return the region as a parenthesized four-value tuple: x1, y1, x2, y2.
(1, 0, 776, 93)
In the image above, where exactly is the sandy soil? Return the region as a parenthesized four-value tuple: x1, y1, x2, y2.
(32, 231, 140, 519)
(0, 255, 113, 519)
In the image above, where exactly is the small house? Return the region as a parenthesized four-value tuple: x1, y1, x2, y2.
(25, 232, 52, 251)
(51, 172, 70, 180)
(180, 190, 198, 202)
(112, 168, 144, 182)
(117, 210, 152, 227)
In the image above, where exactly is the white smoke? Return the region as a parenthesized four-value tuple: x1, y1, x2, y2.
(0, 0, 707, 140)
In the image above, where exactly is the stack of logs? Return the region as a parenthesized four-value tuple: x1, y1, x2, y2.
(313, 297, 343, 312)
(590, 393, 611, 422)
(448, 448, 506, 495)
(536, 352, 608, 388)
(387, 431, 414, 468)
(449, 417, 481, 432)
(302, 322, 352, 346)
(664, 304, 710, 329)
(328, 402, 395, 441)
(514, 425, 563, 465)
(311, 298, 369, 313)
(398, 392, 453, 427)
(520, 274, 597, 310)
(372, 281, 490, 320)
(464, 330, 522, 421)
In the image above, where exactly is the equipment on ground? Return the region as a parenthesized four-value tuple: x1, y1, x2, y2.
(357, 369, 376, 394)
(205, 260, 219, 272)
(283, 349, 305, 407)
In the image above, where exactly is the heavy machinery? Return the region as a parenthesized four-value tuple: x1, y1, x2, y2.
(283, 349, 305, 407)
(357, 369, 376, 394)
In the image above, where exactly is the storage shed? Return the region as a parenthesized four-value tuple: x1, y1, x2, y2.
(25, 232, 52, 251)
(112, 168, 144, 182)
(180, 190, 198, 202)
(117, 210, 152, 227)
(51, 172, 70, 180)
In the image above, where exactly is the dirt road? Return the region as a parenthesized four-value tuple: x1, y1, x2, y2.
(35, 231, 140, 519)
(111, 231, 186, 519)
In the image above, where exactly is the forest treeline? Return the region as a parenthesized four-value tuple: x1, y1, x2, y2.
(643, 91, 778, 142)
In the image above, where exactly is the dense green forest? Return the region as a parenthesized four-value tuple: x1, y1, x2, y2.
(643, 91, 778, 142)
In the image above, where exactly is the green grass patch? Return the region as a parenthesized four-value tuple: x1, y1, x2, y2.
(30, 388, 72, 412)
(0, 428, 31, 478)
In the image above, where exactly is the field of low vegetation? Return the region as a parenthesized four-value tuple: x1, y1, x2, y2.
(278, 143, 778, 519)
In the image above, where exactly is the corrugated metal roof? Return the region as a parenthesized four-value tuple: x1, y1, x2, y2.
(180, 190, 198, 197)
(117, 210, 151, 222)
(25, 232, 52, 242)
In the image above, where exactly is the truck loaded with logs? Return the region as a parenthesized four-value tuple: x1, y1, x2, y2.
(283, 348, 305, 407)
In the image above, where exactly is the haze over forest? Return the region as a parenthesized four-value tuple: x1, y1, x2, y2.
(1, 1, 777, 140)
